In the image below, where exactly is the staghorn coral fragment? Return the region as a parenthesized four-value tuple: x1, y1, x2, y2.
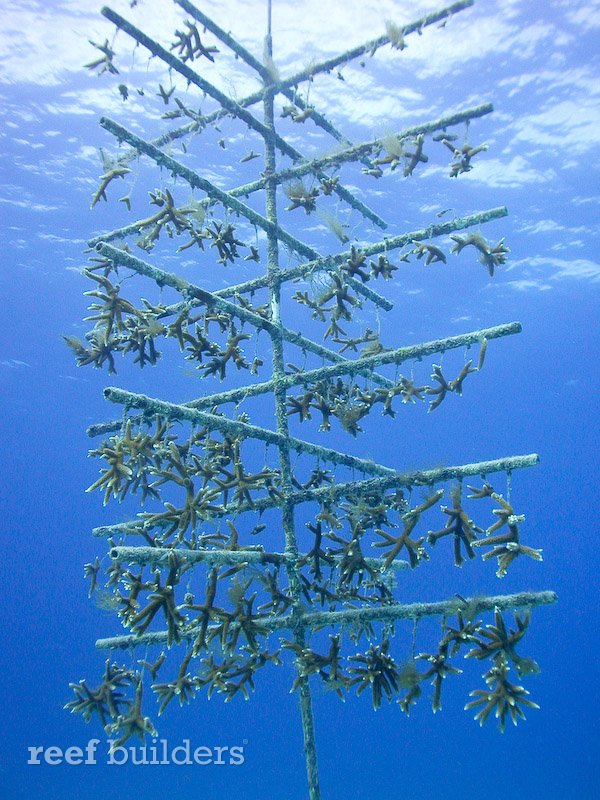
(65, 659, 135, 727)
(442, 138, 488, 177)
(412, 240, 446, 265)
(83, 271, 143, 339)
(440, 610, 482, 656)
(195, 648, 281, 701)
(171, 21, 219, 62)
(183, 568, 221, 655)
(465, 653, 539, 732)
(342, 245, 370, 283)
(397, 376, 428, 404)
(138, 652, 166, 681)
(128, 559, 186, 647)
(471, 491, 543, 577)
(348, 639, 401, 710)
(403, 133, 428, 176)
(284, 179, 319, 213)
(427, 483, 482, 566)
(318, 176, 339, 196)
(213, 577, 272, 655)
(416, 647, 462, 712)
(373, 133, 404, 171)
(84, 557, 102, 597)
(241, 150, 260, 163)
(332, 328, 374, 354)
(427, 364, 452, 411)
(86, 417, 169, 505)
(285, 635, 349, 698)
(370, 254, 398, 280)
(373, 490, 443, 568)
(300, 519, 335, 581)
(466, 481, 494, 500)
(449, 359, 476, 394)
(121, 310, 165, 368)
(291, 106, 314, 123)
(85, 39, 119, 75)
(397, 660, 423, 715)
(152, 650, 198, 714)
(244, 246, 261, 263)
(257, 567, 294, 614)
(207, 221, 246, 265)
(91, 167, 131, 209)
(450, 232, 509, 276)
(86, 439, 133, 505)
(325, 528, 375, 589)
(465, 608, 540, 677)
(157, 83, 176, 104)
(105, 679, 158, 748)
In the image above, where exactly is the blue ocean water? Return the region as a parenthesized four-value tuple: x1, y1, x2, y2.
(1, 0, 599, 798)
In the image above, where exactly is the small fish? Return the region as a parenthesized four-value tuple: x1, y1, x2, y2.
(251, 523, 267, 536)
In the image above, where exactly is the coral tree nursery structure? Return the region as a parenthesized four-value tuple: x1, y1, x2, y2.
(66, 1, 556, 797)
